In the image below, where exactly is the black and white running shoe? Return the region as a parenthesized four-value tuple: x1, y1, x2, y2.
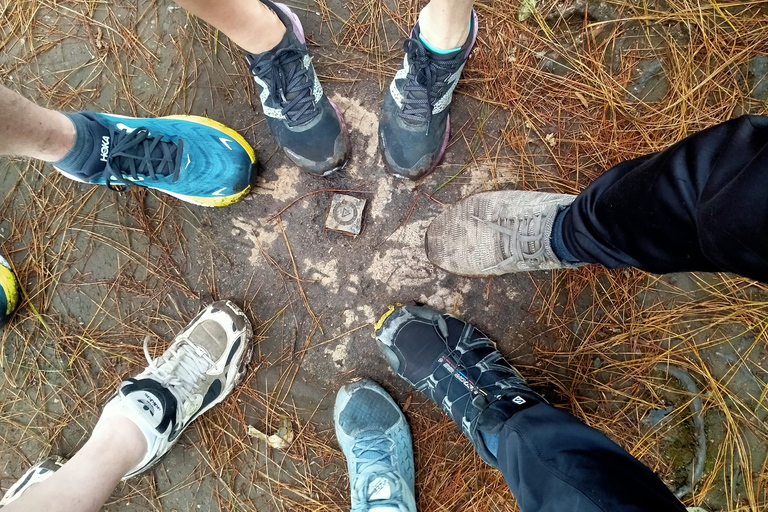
(0, 457, 66, 507)
(94, 300, 253, 479)
(378, 11, 477, 179)
(245, 0, 349, 176)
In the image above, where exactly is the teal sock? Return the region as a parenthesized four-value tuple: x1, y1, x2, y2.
(418, 18, 472, 54)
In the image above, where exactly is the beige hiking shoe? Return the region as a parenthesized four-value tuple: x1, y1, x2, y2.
(425, 190, 584, 276)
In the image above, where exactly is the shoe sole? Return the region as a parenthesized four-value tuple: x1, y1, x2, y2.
(55, 115, 255, 207)
(321, 98, 351, 176)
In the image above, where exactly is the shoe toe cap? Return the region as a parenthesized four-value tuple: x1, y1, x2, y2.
(334, 380, 406, 437)
(426, 196, 512, 276)
(378, 95, 449, 180)
(279, 98, 349, 175)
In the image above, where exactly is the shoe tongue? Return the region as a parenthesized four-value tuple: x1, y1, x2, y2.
(121, 380, 175, 431)
(368, 475, 393, 501)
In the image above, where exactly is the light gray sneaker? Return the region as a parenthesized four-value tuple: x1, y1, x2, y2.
(334, 380, 417, 512)
(425, 190, 583, 276)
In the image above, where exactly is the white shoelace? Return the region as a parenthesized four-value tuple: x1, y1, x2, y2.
(351, 472, 407, 512)
(349, 433, 411, 512)
(142, 335, 214, 403)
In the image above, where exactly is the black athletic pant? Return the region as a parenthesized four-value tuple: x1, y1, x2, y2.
(493, 119, 768, 511)
(561, 115, 768, 281)
(498, 403, 686, 512)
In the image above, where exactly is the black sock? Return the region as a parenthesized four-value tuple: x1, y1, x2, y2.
(52, 112, 109, 181)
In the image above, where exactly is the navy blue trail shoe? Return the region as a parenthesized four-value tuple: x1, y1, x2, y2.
(245, 1, 349, 176)
(374, 304, 545, 468)
(55, 112, 255, 207)
(378, 11, 478, 179)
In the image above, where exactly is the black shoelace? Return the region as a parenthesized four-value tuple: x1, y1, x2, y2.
(102, 127, 182, 190)
(250, 47, 317, 126)
(399, 37, 465, 132)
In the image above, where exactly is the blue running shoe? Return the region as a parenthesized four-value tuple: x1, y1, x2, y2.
(334, 379, 417, 512)
(374, 304, 545, 469)
(245, 1, 349, 176)
(54, 112, 255, 207)
(379, 11, 478, 180)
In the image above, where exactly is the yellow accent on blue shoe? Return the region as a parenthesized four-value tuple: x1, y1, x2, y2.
(0, 255, 19, 326)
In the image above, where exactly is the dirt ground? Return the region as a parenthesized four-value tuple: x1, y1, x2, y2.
(1, 0, 768, 511)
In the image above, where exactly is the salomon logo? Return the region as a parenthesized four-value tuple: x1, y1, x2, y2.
(99, 136, 110, 162)
(512, 396, 527, 405)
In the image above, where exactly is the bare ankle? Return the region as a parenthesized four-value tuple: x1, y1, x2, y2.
(229, 2, 287, 55)
(418, 3, 471, 51)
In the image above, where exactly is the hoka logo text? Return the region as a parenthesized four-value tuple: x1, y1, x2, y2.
(99, 136, 110, 162)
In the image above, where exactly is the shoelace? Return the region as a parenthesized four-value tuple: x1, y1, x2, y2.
(250, 48, 317, 126)
(103, 127, 182, 190)
(399, 37, 465, 133)
(349, 432, 407, 511)
(440, 342, 529, 409)
(142, 335, 213, 405)
(473, 212, 547, 272)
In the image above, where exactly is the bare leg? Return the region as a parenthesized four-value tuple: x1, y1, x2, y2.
(1, 417, 146, 512)
(174, 0, 286, 54)
(418, 0, 475, 50)
(0, 84, 75, 161)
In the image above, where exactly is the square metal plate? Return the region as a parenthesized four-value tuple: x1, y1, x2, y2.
(325, 194, 366, 235)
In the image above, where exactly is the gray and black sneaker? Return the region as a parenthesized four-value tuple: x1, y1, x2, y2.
(426, 190, 584, 276)
(245, 0, 349, 176)
(93, 300, 253, 479)
(0, 457, 66, 508)
(374, 304, 544, 468)
(378, 11, 478, 179)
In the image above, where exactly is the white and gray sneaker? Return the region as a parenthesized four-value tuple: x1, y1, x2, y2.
(425, 190, 584, 276)
(0, 457, 67, 508)
(94, 300, 253, 479)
